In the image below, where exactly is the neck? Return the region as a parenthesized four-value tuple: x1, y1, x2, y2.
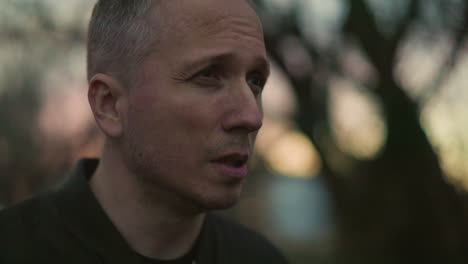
(90, 142, 205, 260)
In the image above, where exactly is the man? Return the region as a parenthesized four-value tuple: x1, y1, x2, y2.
(0, 0, 288, 263)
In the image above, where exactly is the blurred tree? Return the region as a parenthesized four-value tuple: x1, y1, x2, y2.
(2, 0, 468, 263)
(254, 0, 468, 263)
(0, 1, 92, 204)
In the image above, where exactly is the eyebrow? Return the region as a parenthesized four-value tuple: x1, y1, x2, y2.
(179, 53, 270, 76)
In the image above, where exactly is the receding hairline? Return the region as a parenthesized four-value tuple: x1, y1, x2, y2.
(87, 0, 159, 83)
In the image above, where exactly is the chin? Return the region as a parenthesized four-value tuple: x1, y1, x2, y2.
(193, 190, 242, 212)
(205, 197, 239, 211)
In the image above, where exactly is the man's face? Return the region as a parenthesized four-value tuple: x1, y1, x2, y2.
(121, 0, 269, 211)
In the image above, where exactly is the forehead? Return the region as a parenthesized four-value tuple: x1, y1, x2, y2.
(157, 0, 258, 23)
(135, 0, 268, 81)
(153, 0, 264, 45)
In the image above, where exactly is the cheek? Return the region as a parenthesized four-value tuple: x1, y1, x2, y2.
(127, 96, 159, 131)
(131, 97, 215, 152)
(175, 104, 210, 131)
(170, 94, 222, 134)
(127, 85, 223, 146)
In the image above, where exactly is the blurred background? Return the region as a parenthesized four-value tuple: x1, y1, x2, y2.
(1, 0, 468, 263)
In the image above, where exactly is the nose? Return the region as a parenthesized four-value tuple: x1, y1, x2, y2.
(221, 87, 263, 134)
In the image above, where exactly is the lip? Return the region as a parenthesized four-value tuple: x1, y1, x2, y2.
(211, 162, 248, 180)
(210, 152, 249, 180)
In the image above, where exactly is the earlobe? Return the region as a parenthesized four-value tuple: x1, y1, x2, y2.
(88, 74, 125, 138)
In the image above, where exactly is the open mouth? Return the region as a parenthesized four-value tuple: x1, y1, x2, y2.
(213, 154, 248, 168)
(211, 153, 249, 179)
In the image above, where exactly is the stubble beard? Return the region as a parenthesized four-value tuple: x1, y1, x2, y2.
(122, 129, 243, 214)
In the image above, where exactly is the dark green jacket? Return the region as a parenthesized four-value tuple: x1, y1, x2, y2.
(0, 159, 288, 264)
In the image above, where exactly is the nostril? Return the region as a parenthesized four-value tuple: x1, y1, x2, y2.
(255, 120, 263, 130)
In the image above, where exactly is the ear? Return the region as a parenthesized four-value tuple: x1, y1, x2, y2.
(88, 74, 126, 138)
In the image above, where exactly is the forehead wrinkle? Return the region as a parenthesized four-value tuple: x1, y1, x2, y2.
(190, 18, 265, 54)
(179, 52, 269, 75)
(190, 14, 262, 36)
(149, 0, 267, 71)
(156, 0, 263, 44)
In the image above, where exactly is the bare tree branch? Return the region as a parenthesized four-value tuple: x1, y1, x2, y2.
(343, 0, 386, 74)
(418, 1, 468, 106)
(389, 0, 420, 62)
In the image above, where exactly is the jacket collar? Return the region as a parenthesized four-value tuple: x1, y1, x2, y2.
(52, 158, 217, 264)
(53, 158, 138, 263)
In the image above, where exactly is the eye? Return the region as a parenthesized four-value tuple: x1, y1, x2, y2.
(191, 66, 222, 87)
(198, 68, 218, 79)
(247, 73, 267, 95)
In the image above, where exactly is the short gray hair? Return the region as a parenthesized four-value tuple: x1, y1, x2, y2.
(87, 0, 157, 84)
(87, 0, 259, 84)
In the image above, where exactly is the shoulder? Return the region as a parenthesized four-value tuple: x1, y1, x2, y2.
(0, 193, 49, 236)
(0, 193, 60, 262)
(208, 213, 288, 264)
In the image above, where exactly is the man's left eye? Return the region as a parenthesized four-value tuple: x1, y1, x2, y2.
(247, 75, 266, 94)
(190, 67, 223, 88)
(197, 68, 218, 79)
